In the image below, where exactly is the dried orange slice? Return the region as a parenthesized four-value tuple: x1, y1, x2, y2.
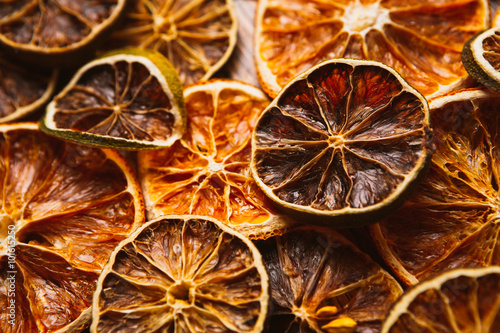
(41, 48, 186, 150)
(0, 57, 57, 123)
(251, 59, 433, 228)
(462, 26, 500, 93)
(381, 266, 500, 332)
(104, 0, 237, 86)
(370, 88, 500, 286)
(0, 0, 127, 67)
(255, 0, 490, 98)
(0, 123, 144, 332)
(138, 79, 295, 239)
(258, 225, 402, 332)
(90, 214, 269, 333)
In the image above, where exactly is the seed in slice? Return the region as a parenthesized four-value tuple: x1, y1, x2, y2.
(255, 0, 490, 98)
(103, 0, 237, 86)
(0, 123, 145, 333)
(251, 59, 433, 228)
(370, 88, 500, 286)
(381, 266, 500, 332)
(138, 79, 295, 239)
(257, 226, 402, 333)
(0, 0, 128, 67)
(90, 215, 269, 333)
(0, 56, 57, 123)
(462, 27, 500, 93)
(41, 48, 186, 150)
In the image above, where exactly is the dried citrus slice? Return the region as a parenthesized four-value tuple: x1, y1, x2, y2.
(0, 123, 145, 332)
(251, 59, 433, 228)
(255, 0, 490, 98)
(381, 266, 500, 332)
(104, 0, 237, 86)
(41, 48, 186, 150)
(258, 225, 402, 332)
(0, 0, 127, 67)
(90, 214, 269, 333)
(462, 26, 500, 93)
(138, 79, 295, 239)
(370, 88, 500, 286)
(0, 56, 57, 123)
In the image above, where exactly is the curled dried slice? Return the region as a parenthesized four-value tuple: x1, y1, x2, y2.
(41, 48, 186, 150)
(258, 226, 402, 333)
(90, 215, 269, 333)
(138, 79, 295, 239)
(381, 266, 500, 332)
(251, 59, 433, 228)
(103, 0, 237, 86)
(370, 88, 500, 286)
(0, 0, 127, 67)
(0, 123, 145, 333)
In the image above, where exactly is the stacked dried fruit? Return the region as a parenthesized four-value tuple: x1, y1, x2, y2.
(2, 0, 500, 332)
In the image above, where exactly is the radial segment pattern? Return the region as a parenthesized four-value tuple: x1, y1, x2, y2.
(251, 59, 433, 227)
(255, 0, 490, 98)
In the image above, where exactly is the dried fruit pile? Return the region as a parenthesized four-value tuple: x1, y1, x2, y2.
(1, 0, 500, 332)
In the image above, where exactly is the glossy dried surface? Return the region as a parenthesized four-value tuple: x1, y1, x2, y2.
(382, 267, 500, 332)
(139, 80, 294, 239)
(371, 88, 500, 286)
(252, 60, 432, 223)
(255, 0, 489, 98)
(91, 215, 268, 333)
(0, 123, 144, 333)
(259, 226, 402, 333)
(104, 0, 237, 86)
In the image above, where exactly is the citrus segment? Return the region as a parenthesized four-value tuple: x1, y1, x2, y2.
(255, 0, 490, 98)
(42, 48, 186, 150)
(0, 57, 57, 123)
(258, 226, 402, 333)
(138, 79, 295, 239)
(103, 0, 237, 86)
(91, 215, 269, 333)
(0, 0, 127, 67)
(371, 88, 500, 286)
(0, 123, 144, 332)
(381, 266, 500, 332)
(251, 59, 433, 227)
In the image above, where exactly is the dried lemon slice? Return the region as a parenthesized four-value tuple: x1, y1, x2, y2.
(0, 0, 127, 67)
(381, 266, 500, 332)
(259, 226, 402, 332)
(90, 215, 269, 333)
(41, 48, 186, 150)
(0, 123, 145, 333)
(251, 59, 433, 228)
(103, 0, 238, 86)
(370, 88, 500, 286)
(138, 79, 295, 239)
(255, 0, 489, 98)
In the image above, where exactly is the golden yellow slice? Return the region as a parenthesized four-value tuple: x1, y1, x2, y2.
(41, 48, 186, 150)
(91, 215, 269, 333)
(0, 122, 145, 333)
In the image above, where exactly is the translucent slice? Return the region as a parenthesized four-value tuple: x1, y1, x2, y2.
(91, 215, 269, 333)
(0, 123, 144, 333)
(251, 59, 433, 228)
(371, 88, 500, 286)
(139, 80, 296, 239)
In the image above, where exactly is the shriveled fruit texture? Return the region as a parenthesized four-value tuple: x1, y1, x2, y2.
(255, 0, 490, 98)
(0, 123, 144, 333)
(371, 88, 500, 286)
(91, 215, 269, 333)
(104, 0, 237, 86)
(138, 80, 295, 239)
(259, 226, 402, 333)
